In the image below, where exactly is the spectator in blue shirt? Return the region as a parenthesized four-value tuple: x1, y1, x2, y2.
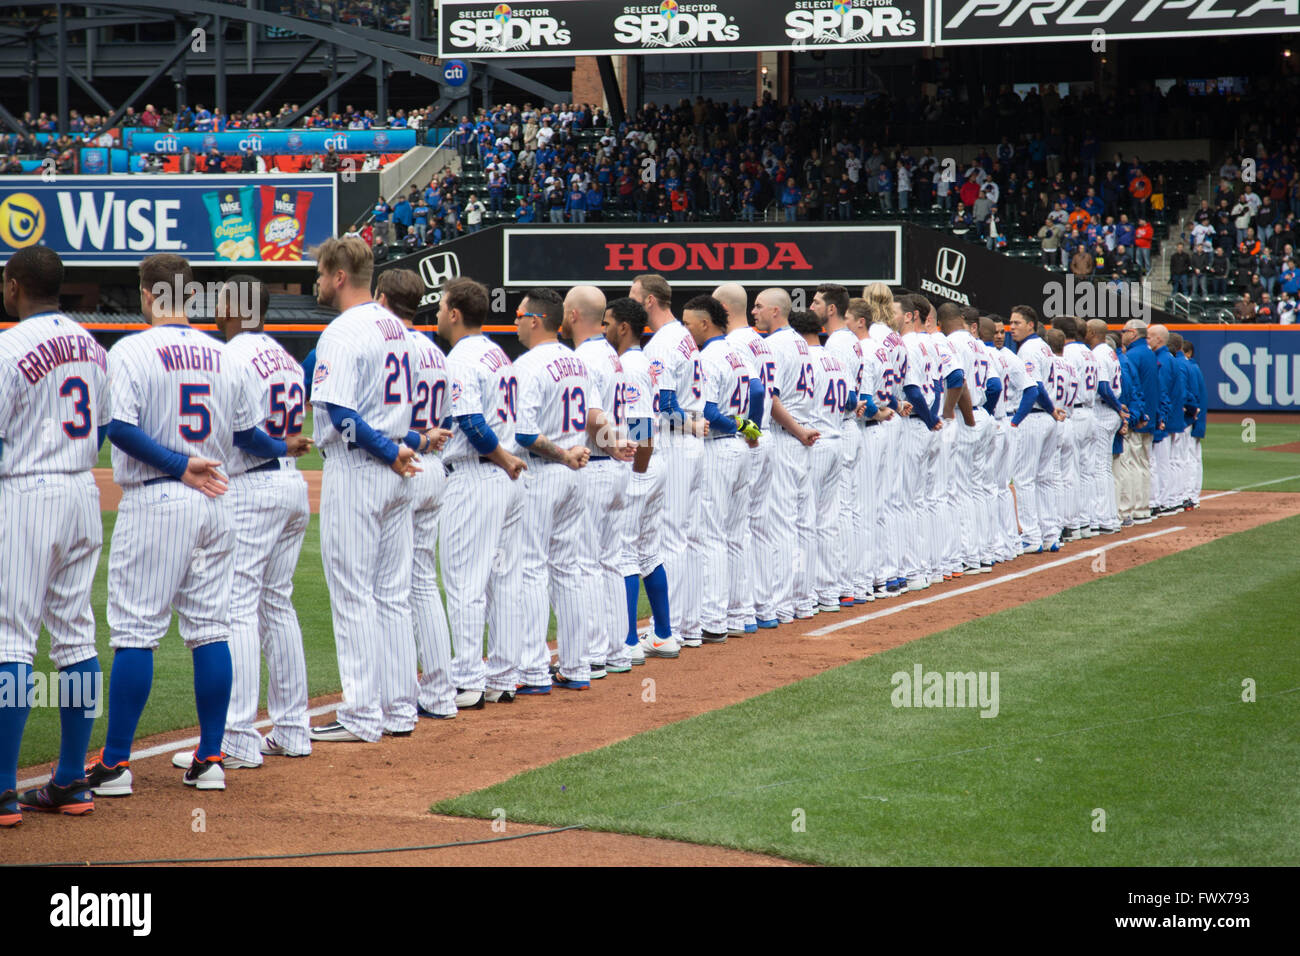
(781, 180, 802, 222)
(565, 184, 587, 223)
(392, 196, 413, 239)
(585, 184, 604, 221)
(875, 166, 894, 212)
(412, 198, 431, 245)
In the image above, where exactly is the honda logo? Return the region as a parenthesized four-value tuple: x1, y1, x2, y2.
(936, 247, 966, 287)
(418, 251, 460, 289)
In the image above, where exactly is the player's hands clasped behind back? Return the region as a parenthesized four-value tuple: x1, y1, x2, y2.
(419, 426, 452, 453)
(182, 457, 230, 498)
(562, 446, 591, 470)
(390, 444, 421, 479)
(500, 452, 527, 480)
(284, 434, 314, 457)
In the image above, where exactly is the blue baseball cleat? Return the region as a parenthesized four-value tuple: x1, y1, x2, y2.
(756, 619, 779, 629)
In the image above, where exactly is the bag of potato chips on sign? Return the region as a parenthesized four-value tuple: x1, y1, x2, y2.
(203, 186, 258, 261)
(258, 185, 314, 261)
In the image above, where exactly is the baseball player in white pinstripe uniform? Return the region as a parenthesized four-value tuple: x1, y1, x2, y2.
(88, 253, 269, 796)
(790, 309, 851, 611)
(211, 276, 314, 768)
(1086, 318, 1125, 534)
(373, 270, 458, 721)
(986, 317, 1023, 562)
(869, 287, 910, 595)
(0, 247, 107, 822)
(815, 284, 869, 607)
(603, 297, 678, 661)
(437, 277, 528, 709)
(1007, 306, 1067, 554)
(1044, 329, 1077, 548)
(938, 303, 989, 575)
(924, 302, 967, 581)
(308, 237, 428, 744)
(684, 294, 759, 643)
(1058, 316, 1102, 540)
(564, 286, 636, 675)
(715, 284, 774, 632)
(634, 274, 707, 648)
(753, 288, 820, 622)
(899, 295, 943, 589)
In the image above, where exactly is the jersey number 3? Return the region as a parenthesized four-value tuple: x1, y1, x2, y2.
(59, 377, 92, 439)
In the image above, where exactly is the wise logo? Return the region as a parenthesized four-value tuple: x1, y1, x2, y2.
(0, 192, 46, 249)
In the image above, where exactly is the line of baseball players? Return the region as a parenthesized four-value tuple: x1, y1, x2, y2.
(0, 237, 1208, 823)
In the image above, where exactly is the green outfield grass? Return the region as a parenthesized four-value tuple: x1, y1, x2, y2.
(434, 516, 1300, 866)
(1200, 419, 1300, 492)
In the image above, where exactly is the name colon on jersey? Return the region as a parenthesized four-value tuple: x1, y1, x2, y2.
(156, 343, 222, 373)
(479, 347, 509, 372)
(820, 354, 845, 372)
(546, 355, 588, 383)
(249, 344, 299, 379)
(18, 333, 108, 384)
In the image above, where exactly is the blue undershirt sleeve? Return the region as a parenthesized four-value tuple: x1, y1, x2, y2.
(1034, 382, 1056, 413)
(983, 377, 1002, 415)
(325, 403, 399, 465)
(456, 413, 500, 455)
(627, 417, 652, 442)
(107, 419, 188, 478)
(748, 379, 766, 427)
(516, 433, 538, 448)
(233, 426, 288, 460)
(945, 368, 965, 390)
(1012, 385, 1040, 425)
(1097, 380, 1122, 415)
(702, 401, 737, 435)
(904, 385, 937, 429)
(97, 424, 110, 450)
(658, 388, 685, 422)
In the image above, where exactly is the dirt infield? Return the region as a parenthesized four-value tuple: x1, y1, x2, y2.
(1262, 442, 1300, 454)
(1208, 412, 1300, 425)
(11, 490, 1299, 866)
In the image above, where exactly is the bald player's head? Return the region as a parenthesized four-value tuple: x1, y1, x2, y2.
(752, 287, 791, 333)
(1148, 323, 1169, 348)
(1084, 318, 1108, 346)
(978, 316, 997, 342)
(712, 282, 749, 330)
(562, 284, 606, 340)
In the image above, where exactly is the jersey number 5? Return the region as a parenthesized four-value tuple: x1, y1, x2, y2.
(179, 383, 212, 442)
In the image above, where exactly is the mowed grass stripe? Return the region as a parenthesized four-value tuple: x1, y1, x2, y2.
(1202, 420, 1300, 491)
(433, 515, 1300, 867)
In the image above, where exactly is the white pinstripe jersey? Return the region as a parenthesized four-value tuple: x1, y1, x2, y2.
(1018, 335, 1055, 388)
(868, 323, 907, 405)
(0, 313, 109, 477)
(902, 331, 936, 405)
(310, 301, 416, 454)
(725, 325, 771, 398)
(1064, 341, 1100, 406)
(1093, 342, 1122, 398)
(1047, 355, 1079, 408)
(223, 331, 304, 478)
(998, 344, 1034, 411)
(443, 333, 516, 463)
(618, 347, 657, 439)
(857, 333, 889, 409)
(946, 328, 988, 409)
(405, 328, 450, 433)
(928, 330, 956, 385)
(513, 340, 590, 454)
(804, 344, 850, 439)
(108, 324, 258, 486)
(824, 328, 863, 420)
(644, 319, 704, 416)
(699, 335, 751, 420)
(574, 335, 616, 451)
(985, 344, 1011, 418)
(765, 325, 815, 422)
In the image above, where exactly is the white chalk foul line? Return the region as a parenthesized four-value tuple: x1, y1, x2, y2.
(806, 525, 1184, 638)
(17, 702, 340, 791)
(1201, 471, 1300, 502)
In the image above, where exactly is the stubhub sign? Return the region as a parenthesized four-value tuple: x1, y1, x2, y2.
(1179, 329, 1300, 411)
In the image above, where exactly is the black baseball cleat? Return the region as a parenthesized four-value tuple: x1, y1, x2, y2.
(700, 631, 728, 644)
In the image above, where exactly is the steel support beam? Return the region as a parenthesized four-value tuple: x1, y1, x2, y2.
(245, 37, 321, 115)
(274, 56, 375, 128)
(95, 15, 210, 133)
(36, 39, 115, 114)
(56, 3, 68, 134)
(482, 63, 567, 104)
(597, 55, 624, 129)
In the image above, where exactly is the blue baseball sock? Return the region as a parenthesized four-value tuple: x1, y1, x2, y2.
(644, 564, 673, 639)
(0, 662, 33, 794)
(624, 575, 640, 647)
(192, 643, 232, 762)
(54, 657, 101, 787)
(103, 648, 153, 767)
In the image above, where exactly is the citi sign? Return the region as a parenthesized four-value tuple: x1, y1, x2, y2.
(603, 241, 814, 272)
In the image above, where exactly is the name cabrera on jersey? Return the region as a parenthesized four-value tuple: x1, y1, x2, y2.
(574, 336, 620, 452)
(406, 328, 450, 433)
(644, 320, 703, 417)
(0, 313, 109, 477)
(513, 341, 593, 454)
(766, 326, 815, 424)
(805, 345, 851, 439)
(224, 332, 304, 477)
(443, 333, 517, 462)
(699, 336, 751, 422)
(1064, 341, 1100, 406)
(824, 328, 863, 420)
(311, 301, 416, 452)
(107, 324, 258, 485)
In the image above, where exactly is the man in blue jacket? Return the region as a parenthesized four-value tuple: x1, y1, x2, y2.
(1121, 319, 1158, 522)
(1169, 333, 1202, 511)
(1147, 324, 1176, 516)
(1182, 339, 1208, 508)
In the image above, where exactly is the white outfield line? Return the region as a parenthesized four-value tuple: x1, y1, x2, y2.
(806, 526, 1184, 638)
(1200, 472, 1300, 501)
(17, 703, 340, 791)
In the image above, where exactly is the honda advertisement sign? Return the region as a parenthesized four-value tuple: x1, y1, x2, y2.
(936, 0, 1299, 46)
(374, 224, 504, 316)
(503, 225, 902, 287)
(438, 0, 932, 58)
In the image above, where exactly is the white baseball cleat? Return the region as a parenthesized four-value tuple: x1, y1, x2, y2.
(628, 643, 646, 665)
(640, 634, 681, 659)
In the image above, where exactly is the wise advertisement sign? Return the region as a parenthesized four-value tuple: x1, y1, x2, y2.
(1178, 328, 1300, 412)
(439, 0, 930, 58)
(502, 225, 901, 287)
(0, 175, 337, 266)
